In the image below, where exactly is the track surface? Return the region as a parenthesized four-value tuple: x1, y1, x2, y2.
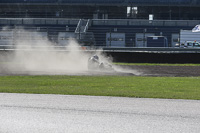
(117, 65, 200, 77)
(0, 93, 200, 133)
(1, 64, 200, 76)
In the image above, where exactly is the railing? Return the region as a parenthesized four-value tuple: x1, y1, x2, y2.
(75, 19, 82, 34)
(83, 19, 91, 33)
(92, 19, 200, 27)
(0, 45, 92, 52)
(1, 45, 200, 54)
(0, 18, 79, 25)
(1, 18, 199, 27)
(75, 19, 89, 33)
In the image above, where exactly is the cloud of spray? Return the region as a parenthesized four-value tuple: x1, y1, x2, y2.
(0, 28, 141, 76)
(0, 28, 114, 75)
(14, 38, 90, 74)
(113, 65, 142, 76)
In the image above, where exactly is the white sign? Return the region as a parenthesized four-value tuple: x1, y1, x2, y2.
(153, 37, 158, 40)
(192, 25, 200, 32)
(149, 14, 154, 21)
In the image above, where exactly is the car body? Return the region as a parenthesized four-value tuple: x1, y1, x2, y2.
(176, 41, 200, 48)
(184, 41, 200, 48)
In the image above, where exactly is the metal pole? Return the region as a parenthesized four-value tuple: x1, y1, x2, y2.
(143, 28, 146, 47)
(110, 29, 112, 47)
(79, 19, 81, 41)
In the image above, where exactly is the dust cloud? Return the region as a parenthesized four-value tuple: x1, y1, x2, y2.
(0, 28, 139, 76)
(0, 29, 92, 75)
(113, 65, 142, 76)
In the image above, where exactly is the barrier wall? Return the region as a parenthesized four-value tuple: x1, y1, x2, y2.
(1, 49, 200, 63)
(104, 52, 200, 63)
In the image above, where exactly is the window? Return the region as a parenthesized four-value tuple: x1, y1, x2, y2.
(108, 37, 124, 41)
(193, 43, 200, 47)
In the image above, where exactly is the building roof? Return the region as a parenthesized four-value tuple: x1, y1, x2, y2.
(0, 0, 199, 6)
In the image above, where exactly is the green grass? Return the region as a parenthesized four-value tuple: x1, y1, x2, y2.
(0, 75, 200, 100)
(114, 62, 200, 66)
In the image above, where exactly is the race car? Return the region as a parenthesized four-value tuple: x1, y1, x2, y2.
(87, 55, 114, 71)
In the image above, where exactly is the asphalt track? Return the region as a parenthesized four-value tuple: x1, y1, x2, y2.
(0, 93, 200, 133)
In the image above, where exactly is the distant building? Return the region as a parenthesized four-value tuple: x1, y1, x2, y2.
(0, 0, 200, 20)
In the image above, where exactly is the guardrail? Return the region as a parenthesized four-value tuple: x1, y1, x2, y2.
(92, 19, 200, 27)
(0, 45, 104, 52)
(1, 45, 200, 53)
(0, 18, 79, 25)
(103, 47, 200, 53)
(0, 18, 199, 27)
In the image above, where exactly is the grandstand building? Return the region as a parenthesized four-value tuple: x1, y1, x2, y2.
(0, 0, 200, 19)
(0, 0, 200, 48)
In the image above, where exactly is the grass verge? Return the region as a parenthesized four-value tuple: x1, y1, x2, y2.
(0, 75, 200, 100)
